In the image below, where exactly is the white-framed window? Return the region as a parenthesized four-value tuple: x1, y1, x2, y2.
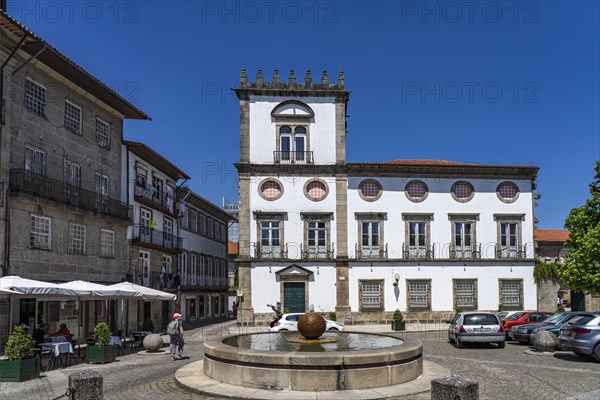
(499, 222, 520, 257)
(360, 221, 381, 257)
(360, 280, 383, 311)
(259, 220, 281, 257)
(450, 216, 478, 258)
(408, 222, 427, 256)
(152, 175, 163, 202)
(220, 223, 226, 242)
(163, 254, 172, 273)
(135, 162, 147, 187)
(200, 256, 206, 285)
(25, 145, 46, 175)
(306, 220, 328, 258)
(453, 279, 477, 309)
(100, 229, 115, 258)
(65, 160, 81, 187)
(68, 223, 86, 255)
(207, 218, 214, 238)
(198, 214, 206, 235)
(95, 118, 110, 148)
(500, 279, 523, 309)
(190, 254, 197, 285)
(30, 215, 51, 250)
(140, 250, 151, 287)
(215, 223, 220, 242)
(64, 100, 82, 135)
(163, 217, 173, 246)
(189, 209, 197, 232)
(95, 172, 109, 196)
(407, 280, 431, 310)
(279, 125, 307, 163)
(25, 78, 46, 117)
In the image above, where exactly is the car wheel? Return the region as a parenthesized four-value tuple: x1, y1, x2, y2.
(456, 337, 463, 348)
(498, 341, 506, 349)
(328, 328, 339, 331)
(593, 344, 600, 363)
(448, 332, 454, 343)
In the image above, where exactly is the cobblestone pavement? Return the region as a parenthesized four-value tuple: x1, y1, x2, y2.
(1, 323, 599, 400)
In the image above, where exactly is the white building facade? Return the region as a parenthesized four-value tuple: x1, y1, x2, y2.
(235, 69, 539, 324)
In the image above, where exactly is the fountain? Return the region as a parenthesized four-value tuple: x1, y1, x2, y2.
(202, 312, 424, 391)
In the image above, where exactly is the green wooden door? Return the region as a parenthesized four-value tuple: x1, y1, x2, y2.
(571, 292, 586, 311)
(284, 282, 305, 313)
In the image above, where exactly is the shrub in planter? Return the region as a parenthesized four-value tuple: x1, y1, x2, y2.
(391, 309, 405, 331)
(86, 322, 116, 364)
(0, 326, 39, 382)
(142, 318, 155, 333)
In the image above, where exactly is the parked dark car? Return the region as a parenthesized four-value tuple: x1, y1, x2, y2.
(509, 312, 583, 343)
(446, 312, 505, 348)
(502, 311, 554, 337)
(558, 312, 600, 362)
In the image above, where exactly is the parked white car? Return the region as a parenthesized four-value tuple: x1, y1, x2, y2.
(268, 313, 344, 332)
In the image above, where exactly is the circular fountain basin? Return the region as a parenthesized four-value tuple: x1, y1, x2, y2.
(203, 332, 423, 391)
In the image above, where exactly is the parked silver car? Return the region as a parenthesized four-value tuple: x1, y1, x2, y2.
(558, 312, 600, 362)
(446, 312, 505, 348)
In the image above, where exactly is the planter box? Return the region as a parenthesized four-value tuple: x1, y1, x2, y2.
(0, 356, 40, 382)
(86, 345, 116, 364)
(391, 320, 406, 331)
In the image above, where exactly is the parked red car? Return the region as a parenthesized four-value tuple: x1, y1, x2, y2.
(501, 311, 554, 336)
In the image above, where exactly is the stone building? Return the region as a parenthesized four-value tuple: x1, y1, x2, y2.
(234, 69, 539, 325)
(121, 141, 189, 331)
(177, 188, 234, 324)
(0, 11, 149, 342)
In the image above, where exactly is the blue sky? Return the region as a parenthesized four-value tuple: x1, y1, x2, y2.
(7, 0, 599, 230)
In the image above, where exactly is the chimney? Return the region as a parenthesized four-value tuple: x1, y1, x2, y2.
(321, 71, 329, 85)
(256, 69, 264, 85)
(272, 69, 280, 84)
(240, 68, 247, 85)
(337, 70, 344, 88)
(305, 70, 312, 85)
(288, 70, 296, 85)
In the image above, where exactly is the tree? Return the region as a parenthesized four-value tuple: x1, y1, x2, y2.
(558, 161, 600, 294)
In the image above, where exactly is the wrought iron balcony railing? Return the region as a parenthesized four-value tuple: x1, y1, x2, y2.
(495, 244, 528, 259)
(355, 243, 388, 259)
(134, 182, 175, 213)
(403, 243, 435, 259)
(273, 151, 314, 164)
(10, 169, 131, 220)
(301, 243, 335, 259)
(251, 243, 288, 259)
(449, 244, 481, 259)
(132, 224, 181, 251)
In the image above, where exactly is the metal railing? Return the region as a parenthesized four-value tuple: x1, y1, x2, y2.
(495, 244, 527, 259)
(301, 243, 335, 259)
(273, 151, 314, 164)
(10, 169, 131, 220)
(403, 243, 435, 259)
(251, 243, 288, 259)
(355, 243, 388, 259)
(449, 244, 482, 259)
(134, 182, 175, 213)
(132, 224, 181, 250)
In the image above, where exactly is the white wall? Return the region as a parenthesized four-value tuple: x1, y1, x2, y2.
(248, 95, 337, 164)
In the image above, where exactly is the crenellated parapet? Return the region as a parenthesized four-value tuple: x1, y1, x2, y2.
(236, 68, 349, 100)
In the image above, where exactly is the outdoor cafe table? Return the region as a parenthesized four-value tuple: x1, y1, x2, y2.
(39, 341, 76, 371)
(130, 331, 151, 349)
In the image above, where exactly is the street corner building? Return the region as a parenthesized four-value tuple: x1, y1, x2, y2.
(233, 68, 539, 325)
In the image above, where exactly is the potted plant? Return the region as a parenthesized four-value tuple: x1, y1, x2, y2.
(0, 325, 40, 382)
(391, 309, 405, 331)
(86, 322, 116, 364)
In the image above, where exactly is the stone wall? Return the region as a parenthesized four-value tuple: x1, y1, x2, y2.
(537, 281, 560, 313)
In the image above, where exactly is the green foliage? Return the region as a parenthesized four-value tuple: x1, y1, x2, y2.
(498, 303, 504, 312)
(234, 266, 239, 287)
(534, 261, 560, 285)
(328, 311, 337, 321)
(4, 326, 34, 360)
(454, 305, 464, 314)
(393, 309, 403, 321)
(92, 322, 112, 346)
(283, 307, 289, 313)
(558, 161, 600, 294)
(557, 305, 566, 313)
(142, 318, 155, 333)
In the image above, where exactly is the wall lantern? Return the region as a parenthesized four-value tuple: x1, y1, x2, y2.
(393, 273, 400, 287)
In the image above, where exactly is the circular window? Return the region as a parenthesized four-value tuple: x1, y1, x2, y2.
(405, 180, 429, 202)
(497, 181, 520, 203)
(358, 179, 383, 202)
(258, 179, 283, 201)
(304, 179, 328, 202)
(451, 181, 475, 202)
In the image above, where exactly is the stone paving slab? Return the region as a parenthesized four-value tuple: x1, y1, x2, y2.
(175, 359, 449, 400)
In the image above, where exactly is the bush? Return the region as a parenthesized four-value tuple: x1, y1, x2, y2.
(92, 322, 112, 346)
(393, 309, 403, 321)
(142, 318, 155, 333)
(498, 303, 505, 312)
(4, 325, 34, 360)
(557, 305, 566, 313)
(328, 312, 337, 321)
(454, 305, 464, 314)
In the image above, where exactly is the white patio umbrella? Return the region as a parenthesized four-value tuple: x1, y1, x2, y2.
(1, 275, 80, 296)
(107, 282, 176, 301)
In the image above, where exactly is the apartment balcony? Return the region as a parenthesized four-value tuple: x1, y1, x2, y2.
(9, 169, 131, 220)
(449, 244, 481, 259)
(301, 243, 335, 259)
(251, 243, 288, 259)
(132, 224, 181, 252)
(402, 244, 435, 259)
(495, 244, 528, 259)
(273, 151, 314, 164)
(355, 243, 388, 259)
(134, 182, 175, 214)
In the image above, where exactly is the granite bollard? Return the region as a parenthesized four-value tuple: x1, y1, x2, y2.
(142, 333, 163, 352)
(431, 375, 479, 400)
(69, 370, 103, 400)
(532, 330, 559, 352)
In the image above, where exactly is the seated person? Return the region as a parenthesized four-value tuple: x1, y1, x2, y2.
(55, 323, 71, 340)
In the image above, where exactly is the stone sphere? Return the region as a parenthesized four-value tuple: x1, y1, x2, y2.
(298, 312, 326, 340)
(532, 330, 558, 352)
(142, 333, 163, 352)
